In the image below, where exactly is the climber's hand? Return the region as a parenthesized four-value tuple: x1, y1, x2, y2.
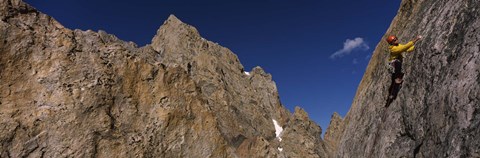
(413, 36, 422, 43)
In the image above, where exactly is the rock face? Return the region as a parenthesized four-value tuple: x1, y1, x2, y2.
(328, 0, 480, 157)
(324, 112, 344, 155)
(0, 0, 330, 157)
(3, 0, 479, 157)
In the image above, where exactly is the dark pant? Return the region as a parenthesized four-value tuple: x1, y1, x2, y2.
(388, 59, 403, 101)
(390, 59, 403, 81)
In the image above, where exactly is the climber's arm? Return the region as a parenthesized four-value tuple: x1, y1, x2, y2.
(390, 41, 414, 55)
(406, 36, 421, 53)
(407, 45, 415, 52)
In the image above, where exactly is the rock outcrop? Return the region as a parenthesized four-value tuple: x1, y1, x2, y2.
(0, 0, 330, 157)
(324, 112, 344, 155)
(328, 0, 480, 157)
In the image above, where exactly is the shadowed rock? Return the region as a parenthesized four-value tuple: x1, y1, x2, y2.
(328, 0, 480, 157)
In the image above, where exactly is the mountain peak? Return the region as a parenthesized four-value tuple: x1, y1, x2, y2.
(150, 14, 201, 53)
(0, 1, 329, 157)
(324, 112, 345, 157)
(166, 14, 182, 23)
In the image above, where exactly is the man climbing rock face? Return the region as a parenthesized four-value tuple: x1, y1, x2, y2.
(385, 35, 422, 106)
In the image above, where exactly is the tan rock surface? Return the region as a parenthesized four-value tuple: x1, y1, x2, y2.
(324, 112, 344, 156)
(0, 0, 329, 157)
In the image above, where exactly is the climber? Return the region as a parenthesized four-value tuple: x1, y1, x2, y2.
(385, 35, 422, 105)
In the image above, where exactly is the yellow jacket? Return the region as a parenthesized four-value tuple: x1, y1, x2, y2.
(388, 41, 415, 61)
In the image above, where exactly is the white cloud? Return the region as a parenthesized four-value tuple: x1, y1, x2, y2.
(330, 37, 369, 59)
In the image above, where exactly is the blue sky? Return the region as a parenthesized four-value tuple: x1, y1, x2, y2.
(25, 0, 400, 136)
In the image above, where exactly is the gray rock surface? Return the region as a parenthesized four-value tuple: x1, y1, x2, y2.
(0, 0, 329, 157)
(330, 0, 480, 157)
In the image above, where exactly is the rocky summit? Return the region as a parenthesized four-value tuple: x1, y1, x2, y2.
(1, 0, 480, 158)
(0, 0, 331, 157)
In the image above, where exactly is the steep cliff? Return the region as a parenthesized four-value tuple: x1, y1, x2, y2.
(328, 0, 480, 157)
(0, 0, 330, 157)
(324, 112, 344, 155)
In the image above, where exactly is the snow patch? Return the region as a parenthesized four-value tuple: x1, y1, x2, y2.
(278, 147, 283, 152)
(244, 71, 250, 76)
(272, 119, 283, 142)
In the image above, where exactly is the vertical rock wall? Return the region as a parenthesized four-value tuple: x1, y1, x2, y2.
(332, 0, 480, 157)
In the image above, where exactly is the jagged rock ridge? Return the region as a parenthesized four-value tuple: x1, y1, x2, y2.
(326, 0, 480, 157)
(0, 0, 331, 157)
